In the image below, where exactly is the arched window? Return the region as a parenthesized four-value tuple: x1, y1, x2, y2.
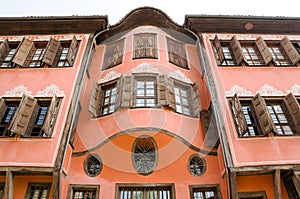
(188, 154, 206, 176)
(132, 136, 157, 175)
(84, 154, 103, 177)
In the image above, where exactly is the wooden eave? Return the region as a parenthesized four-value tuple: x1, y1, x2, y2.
(0, 15, 108, 35)
(96, 7, 196, 44)
(184, 15, 300, 35)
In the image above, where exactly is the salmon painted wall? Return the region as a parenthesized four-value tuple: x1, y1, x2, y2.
(0, 34, 90, 166)
(203, 33, 300, 167)
(66, 26, 227, 197)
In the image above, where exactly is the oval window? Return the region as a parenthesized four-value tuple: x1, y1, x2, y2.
(84, 154, 103, 177)
(132, 136, 157, 175)
(188, 154, 206, 176)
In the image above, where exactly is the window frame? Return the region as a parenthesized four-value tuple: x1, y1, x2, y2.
(133, 33, 158, 59)
(0, 98, 20, 137)
(67, 184, 99, 199)
(267, 41, 292, 66)
(173, 81, 194, 116)
(133, 75, 158, 108)
(24, 182, 51, 199)
(188, 154, 206, 177)
(102, 38, 125, 70)
(0, 40, 19, 68)
(189, 184, 222, 199)
(238, 191, 267, 199)
(166, 37, 189, 69)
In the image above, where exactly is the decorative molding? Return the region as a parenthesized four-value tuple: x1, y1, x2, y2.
(168, 70, 192, 84)
(287, 84, 300, 96)
(257, 84, 284, 96)
(99, 71, 122, 84)
(2, 84, 32, 97)
(225, 84, 253, 97)
(35, 84, 65, 97)
(131, 62, 159, 74)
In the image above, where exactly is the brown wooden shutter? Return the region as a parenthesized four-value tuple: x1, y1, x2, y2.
(0, 98, 6, 120)
(0, 39, 10, 63)
(213, 35, 225, 63)
(251, 93, 276, 135)
(42, 38, 62, 66)
(88, 81, 101, 117)
(158, 75, 168, 106)
(292, 172, 300, 197)
(115, 78, 122, 109)
(120, 76, 133, 107)
(231, 94, 248, 136)
(230, 36, 245, 65)
(66, 36, 78, 65)
(166, 77, 176, 110)
(9, 95, 38, 135)
(283, 93, 300, 134)
(280, 36, 300, 65)
(41, 95, 59, 137)
(192, 82, 201, 117)
(12, 38, 34, 66)
(255, 36, 273, 64)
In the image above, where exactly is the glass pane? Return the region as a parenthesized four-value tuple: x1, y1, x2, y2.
(136, 89, 145, 96)
(136, 99, 145, 106)
(137, 81, 145, 88)
(146, 89, 155, 96)
(146, 81, 154, 88)
(146, 99, 155, 106)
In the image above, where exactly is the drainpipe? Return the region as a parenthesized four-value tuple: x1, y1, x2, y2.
(184, 27, 234, 198)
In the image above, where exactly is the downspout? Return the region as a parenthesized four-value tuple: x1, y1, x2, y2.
(58, 27, 109, 184)
(184, 27, 234, 197)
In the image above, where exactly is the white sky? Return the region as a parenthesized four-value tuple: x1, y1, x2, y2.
(1, 0, 299, 25)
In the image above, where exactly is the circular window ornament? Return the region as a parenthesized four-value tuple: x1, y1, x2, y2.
(84, 154, 103, 177)
(188, 154, 206, 176)
(132, 135, 157, 175)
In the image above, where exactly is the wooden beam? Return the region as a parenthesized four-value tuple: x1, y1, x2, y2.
(274, 169, 282, 199)
(229, 172, 238, 199)
(292, 171, 300, 197)
(4, 170, 13, 199)
(52, 172, 60, 199)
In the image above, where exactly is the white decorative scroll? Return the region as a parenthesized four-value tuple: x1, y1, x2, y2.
(131, 62, 159, 74)
(225, 84, 253, 97)
(287, 84, 300, 96)
(168, 70, 192, 84)
(257, 84, 284, 96)
(2, 84, 32, 97)
(35, 84, 65, 97)
(99, 71, 122, 84)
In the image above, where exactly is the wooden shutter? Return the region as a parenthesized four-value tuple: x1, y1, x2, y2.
(115, 78, 122, 110)
(12, 38, 34, 66)
(41, 95, 59, 137)
(230, 36, 245, 65)
(280, 36, 300, 65)
(192, 82, 201, 117)
(166, 77, 176, 110)
(283, 93, 300, 134)
(213, 35, 225, 63)
(88, 81, 101, 117)
(292, 172, 300, 197)
(255, 36, 273, 64)
(231, 94, 248, 136)
(0, 39, 10, 63)
(158, 75, 168, 106)
(9, 95, 38, 135)
(66, 36, 78, 65)
(120, 76, 133, 107)
(251, 93, 276, 135)
(42, 38, 62, 66)
(0, 98, 6, 120)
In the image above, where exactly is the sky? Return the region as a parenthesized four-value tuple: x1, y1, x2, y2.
(0, 0, 300, 25)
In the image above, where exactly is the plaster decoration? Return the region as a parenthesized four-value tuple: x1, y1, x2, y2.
(257, 84, 284, 96)
(99, 71, 122, 84)
(35, 84, 65, 97)
(131, 62, 159, 74)
(3, 84, 32, 97)
(168, 70, 192, 84)
(225, 84, 253, 97)
(287, 84, 300, 96)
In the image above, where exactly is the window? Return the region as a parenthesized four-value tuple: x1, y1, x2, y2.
(27, 41, 48, 67)
(0, 39, 19, 68)
(134, 76, 157, 107)
(68, 185, 99, 199)
(241, 42, 265, 66)
(174, 82, 192, 115)
(238, 191, 267, 199)
(25, 183, 51, 199)
(231, 93, 300, 137)
(133, 33, 158, 59)
(117, 184, 173, 199)
(188, 154, 206, 176)
(267, 42, 292, 66)
(212, 35, 236, 66)
(167, 37, 188, 69)
(102, 38, 124, 69)
(54, 37, 78, 67)
(132, 136, 157, 175)
(84, 154, 103, 177)
(0, 95, 60, 138)
(190, 185, 220, 199)
(0, 183, 4, 199)
(282, 171, 300, 199)
(101, 83, 118, 115)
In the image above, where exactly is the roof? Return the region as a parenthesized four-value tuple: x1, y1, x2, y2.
(0, 15, 108, 35)
(184, 15, 300, 35)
